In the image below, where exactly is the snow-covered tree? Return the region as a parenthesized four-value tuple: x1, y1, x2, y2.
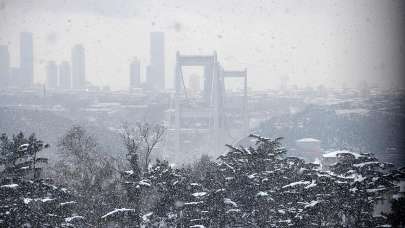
(0, 132, 84, 227)
(205, 134, 402, 227)
(55, 126, 122, 226)
(327, 151, 401, 227)
(107, 122, 166, 227)
(95, 133, 404, 227)
(121, 122, 165, 173)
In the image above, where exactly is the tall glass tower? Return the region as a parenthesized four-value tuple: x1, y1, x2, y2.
(71, 44, 85, 89)
(20, 32, 33, 87)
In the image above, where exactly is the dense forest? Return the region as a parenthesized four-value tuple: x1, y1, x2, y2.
(1, 124, 404, 227)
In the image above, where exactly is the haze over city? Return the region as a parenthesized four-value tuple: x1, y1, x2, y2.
(0, 0, 404, 90)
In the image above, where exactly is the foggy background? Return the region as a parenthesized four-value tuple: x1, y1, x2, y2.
(1, 0, 404, 91)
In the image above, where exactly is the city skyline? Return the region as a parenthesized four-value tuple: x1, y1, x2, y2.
(0, 29, 403, 92)
(0, 0, 403, 91)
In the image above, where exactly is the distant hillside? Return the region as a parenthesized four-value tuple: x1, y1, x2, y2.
(256, 103, 405, 166)
(0, 108, 126, 162)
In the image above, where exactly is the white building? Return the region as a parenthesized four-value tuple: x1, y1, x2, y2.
(295, 138, 321, 162)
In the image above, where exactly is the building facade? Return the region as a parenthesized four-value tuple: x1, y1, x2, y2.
(0, 45, 10, 88)
(20, 32, 34, 87)
(46, 61, 58, 89)
(130, 58, 141, 89)
(71, 44, 85, 89)
(147, 32, 165, 90)
(59, 61, 71, 89)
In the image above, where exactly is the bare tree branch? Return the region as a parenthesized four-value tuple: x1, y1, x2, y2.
(120, 122, 166, 174)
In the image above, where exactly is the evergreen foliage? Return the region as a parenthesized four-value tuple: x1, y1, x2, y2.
(0, 132, 83, 227)
(2, 130, 404, 227)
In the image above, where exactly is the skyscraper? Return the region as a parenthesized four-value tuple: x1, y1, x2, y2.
(20, 32, 34, 87)
(130, 58, 141, 89)
(71, 44, 85, 89)
(147, 32, 165, 90)
(0, 45, 10, 88)
(59, 61, 71, 89)
(46, 61, 57, 89)
(10, 67, 21, 87)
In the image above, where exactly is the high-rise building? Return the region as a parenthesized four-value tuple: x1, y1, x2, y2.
(46, 61, 58, 89)
(71, 44, 85, 89)
(59, 61, 71, 89)
(10, 67, 21, 87)
(0, 45, 10, 88)
(146, 32, 165, 90)
(130, 58, 141, 89)
(20, 32, 34, 87)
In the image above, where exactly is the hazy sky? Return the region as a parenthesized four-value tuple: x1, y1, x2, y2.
(0, 0, 404, 90)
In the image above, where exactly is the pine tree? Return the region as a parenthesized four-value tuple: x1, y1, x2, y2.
(0, 132, 84, 227)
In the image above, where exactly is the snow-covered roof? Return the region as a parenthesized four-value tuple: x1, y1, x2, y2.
(296, 138, 320, 143)
(322, 150, 362, 159)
